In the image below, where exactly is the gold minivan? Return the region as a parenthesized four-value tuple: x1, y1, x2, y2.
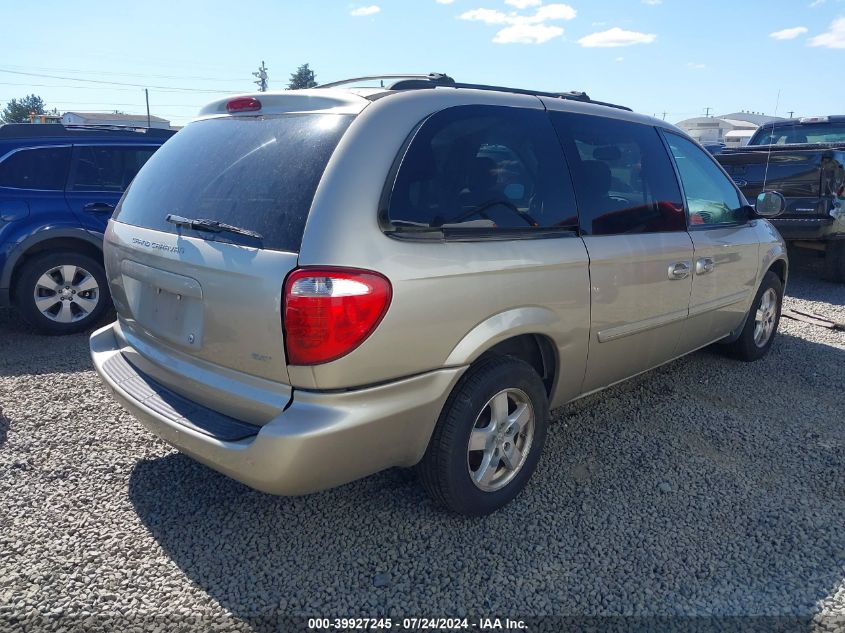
(90, 75, 788, 515)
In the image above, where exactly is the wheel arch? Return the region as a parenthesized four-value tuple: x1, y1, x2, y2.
(723, 256, 788, 344)
(767, 257, 788, 287)
(478, 334, 557, 397)
(5, 230, 103, 300)
(444, 307, 560, 398)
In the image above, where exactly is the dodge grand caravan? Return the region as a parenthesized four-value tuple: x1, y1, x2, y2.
(90, 74, 788, 515)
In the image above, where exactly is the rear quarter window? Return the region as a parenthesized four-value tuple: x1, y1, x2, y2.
(386, 105, 579, 236)
(114, 114, 354, 252)
(0, 146, 71, 190)
(71, 146, 157, 192)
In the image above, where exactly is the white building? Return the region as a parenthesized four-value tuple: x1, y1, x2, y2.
(61, 111, 171, 129)
(675, 112, 785, 144)
(724, 129, 756, 148)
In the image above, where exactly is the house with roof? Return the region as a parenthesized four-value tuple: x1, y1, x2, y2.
(60, 111, 171, 129)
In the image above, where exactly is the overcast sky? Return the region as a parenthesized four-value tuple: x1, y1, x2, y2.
(1, 0, 844, 126)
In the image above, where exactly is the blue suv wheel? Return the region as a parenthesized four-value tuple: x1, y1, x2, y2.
(15, 250, 110, 335)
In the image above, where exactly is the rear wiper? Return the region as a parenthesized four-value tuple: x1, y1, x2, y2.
(166, 214, 263, 240)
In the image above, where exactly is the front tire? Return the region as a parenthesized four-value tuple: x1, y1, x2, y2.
(417, 356, 549, 516)
(724, 271, 783, 362)
(14, 251, 110, 335)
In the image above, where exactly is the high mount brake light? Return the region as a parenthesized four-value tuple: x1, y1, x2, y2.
(283, 268, 392, 365)
(226, 97, 262, 113)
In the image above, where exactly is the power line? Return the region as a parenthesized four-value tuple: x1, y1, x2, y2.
(0, 63, 246, 83)
(0, 99, 205, 107)
(0, 80, 232, 95)
(0, 68, 243, 93)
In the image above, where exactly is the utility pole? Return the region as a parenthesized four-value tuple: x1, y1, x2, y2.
(704, 106, 712, 117)
(253, 61, 269, 92)
(662, 111, 667, 121)
(144, 89, 151, 127)
(787, 110, 795, 118)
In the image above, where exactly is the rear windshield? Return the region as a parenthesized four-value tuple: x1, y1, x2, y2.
(114, 113, 354, 252)
(749, 122, 845, 146)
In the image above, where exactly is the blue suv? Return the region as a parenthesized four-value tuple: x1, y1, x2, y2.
(0, 124, 175, 334)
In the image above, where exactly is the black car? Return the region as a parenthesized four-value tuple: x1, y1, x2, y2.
(717, 116, 845, 282)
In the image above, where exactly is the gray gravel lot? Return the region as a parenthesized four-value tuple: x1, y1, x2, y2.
(1, 251, 843, 632)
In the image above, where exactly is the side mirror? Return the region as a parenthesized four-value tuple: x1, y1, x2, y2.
(755, 191, 786, 218)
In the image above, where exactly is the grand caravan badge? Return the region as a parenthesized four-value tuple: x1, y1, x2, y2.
(131, 237, 185, 255)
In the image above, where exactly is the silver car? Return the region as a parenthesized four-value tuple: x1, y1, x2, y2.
(90, 74, 788, 515)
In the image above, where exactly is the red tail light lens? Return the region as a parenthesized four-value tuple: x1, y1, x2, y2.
(226, 97, 261, 113)
(283, 268, 392, 365)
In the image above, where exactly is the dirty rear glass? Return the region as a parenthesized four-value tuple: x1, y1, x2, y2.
(114, 114, 354, 252)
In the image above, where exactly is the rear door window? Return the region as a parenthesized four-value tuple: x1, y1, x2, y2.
(387, 105, 579, 236)
(71, 146, 157, 192)
(551, 112, 686, 236)
(114, 114, 354, 252)
(0, 146, 71, 190)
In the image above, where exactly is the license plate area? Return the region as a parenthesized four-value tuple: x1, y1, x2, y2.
(120, 260, 204, 349)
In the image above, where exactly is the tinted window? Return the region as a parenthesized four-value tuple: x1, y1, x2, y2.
(114, 114, 353, 252)
(388, 105, 578, 234)
(0, 146, 71, 190)
(665, 132, 745, 226)
(551, 112, 685, 236)
(72, 146, 156, 192)
(750, 122, 845, 145)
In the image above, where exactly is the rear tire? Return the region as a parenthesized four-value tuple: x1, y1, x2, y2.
(14, 251, 110, 335)
(724, 271, 783, 362)
(417, 356, 549, 516)
(822, 240, 845, 283)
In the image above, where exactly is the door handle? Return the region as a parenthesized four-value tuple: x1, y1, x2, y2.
(83, 202, 115, 213)
(695, 257, 715, 275)
(668, 261, 691, 280)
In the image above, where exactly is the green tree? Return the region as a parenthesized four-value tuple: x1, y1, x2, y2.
(1, 94, 46, 123)
(288, 63, 317, 90)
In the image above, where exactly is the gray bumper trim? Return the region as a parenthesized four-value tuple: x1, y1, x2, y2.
(101, 352, 260, 442)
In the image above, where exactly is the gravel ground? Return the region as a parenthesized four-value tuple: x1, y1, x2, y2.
(1, 251, 843, 632)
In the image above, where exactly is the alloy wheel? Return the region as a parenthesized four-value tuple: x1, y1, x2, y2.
(466, 388, 535, 492)
(753, 288, 778, 348)
(32, 264, 101, 324)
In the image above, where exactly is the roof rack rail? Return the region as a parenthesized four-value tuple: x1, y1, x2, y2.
(317, 73, 455, 89)
(0, 123, 175, 139)
(317, 73, 631, 111)
(447, 82, 631, 111)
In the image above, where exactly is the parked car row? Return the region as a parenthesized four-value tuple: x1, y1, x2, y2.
(0, 124, 174, 334)
(75, 74, 790, 515)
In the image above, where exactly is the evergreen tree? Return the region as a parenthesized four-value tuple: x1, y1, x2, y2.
(1, 94, 46, 123)
(288, 64, 317, 89)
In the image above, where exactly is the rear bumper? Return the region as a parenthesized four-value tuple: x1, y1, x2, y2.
(90, 322, 465, 495)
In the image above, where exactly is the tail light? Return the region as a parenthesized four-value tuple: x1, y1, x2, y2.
(283, 268, 392, 365)
(226, 97, 261, 113)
